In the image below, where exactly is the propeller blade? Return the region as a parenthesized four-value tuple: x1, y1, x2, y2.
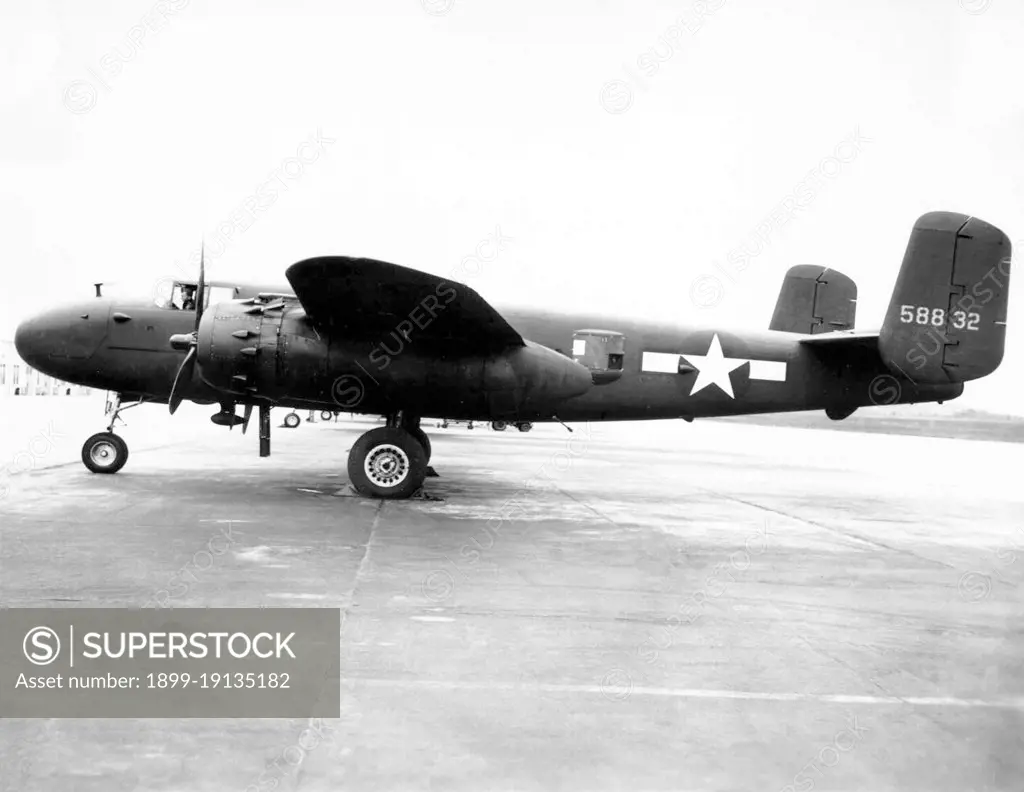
(194, 241, 206, 329)
(168, 346, 196, 415)
(241, 403, 253, 434)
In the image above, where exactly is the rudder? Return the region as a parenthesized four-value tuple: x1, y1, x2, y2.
(770, 265, 857, 334)
(879, 211, 1011, 384)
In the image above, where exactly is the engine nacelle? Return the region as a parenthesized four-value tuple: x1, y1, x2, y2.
(191, 300, 592, 419)
(195, 299, 325, 398)
(479, 341, 594, 415)
(325, 340, 594, 418)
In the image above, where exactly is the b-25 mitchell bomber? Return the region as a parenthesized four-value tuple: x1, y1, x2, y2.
(14, 211, 1012, 499)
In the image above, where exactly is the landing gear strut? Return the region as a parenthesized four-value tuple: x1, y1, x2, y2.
(82, 393, 144, 474)
(347, 413, 433, 498)
(259, 404, 271, 457)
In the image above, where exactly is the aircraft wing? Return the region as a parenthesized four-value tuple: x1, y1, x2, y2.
(284, 256, 525, 355)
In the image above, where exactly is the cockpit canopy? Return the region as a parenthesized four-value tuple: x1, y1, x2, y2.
(152, 280, 239, 311)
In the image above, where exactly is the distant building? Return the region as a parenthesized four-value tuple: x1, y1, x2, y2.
(0, 339, 92, 398)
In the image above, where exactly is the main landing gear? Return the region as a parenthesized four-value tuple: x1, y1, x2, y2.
(347, 414, 434, 499)
(81, 393, 146, 474)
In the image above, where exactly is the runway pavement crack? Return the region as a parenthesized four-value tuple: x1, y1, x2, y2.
(547, 481, 626, 530)
(696, 487, 957, 570)
(764, 600, 967, 739)
(341, 501, 384, 615)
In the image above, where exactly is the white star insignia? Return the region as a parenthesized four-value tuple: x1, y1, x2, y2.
(679, 333, 748, 399)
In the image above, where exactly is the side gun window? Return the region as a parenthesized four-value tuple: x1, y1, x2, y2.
(572, 330, 626, 373)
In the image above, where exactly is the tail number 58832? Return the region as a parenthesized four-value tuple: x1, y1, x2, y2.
(899, 305, 980, 330)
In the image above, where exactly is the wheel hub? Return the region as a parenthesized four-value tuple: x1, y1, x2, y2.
(89, 441, 117, 467)
(364, 444, 410, 488)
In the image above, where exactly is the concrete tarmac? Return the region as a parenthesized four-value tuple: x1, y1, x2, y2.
(1, 396, 1023, 791)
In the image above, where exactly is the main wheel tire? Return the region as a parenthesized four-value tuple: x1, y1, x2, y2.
(516, 422, 533, 433)
(348, 427, 427, 499)
(283, 412, 301, 428)
(491, 420, 508, 432)
(406, 426, 432, 464)
(320, 410, 334, 421)
(82, 432, 129, 474)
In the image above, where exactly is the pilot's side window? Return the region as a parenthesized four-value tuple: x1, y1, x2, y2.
(178, 284, 198, 310)
(163, 283, 198, 311)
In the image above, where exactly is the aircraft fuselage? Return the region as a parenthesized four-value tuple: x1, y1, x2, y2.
(15, 295, 961, 422)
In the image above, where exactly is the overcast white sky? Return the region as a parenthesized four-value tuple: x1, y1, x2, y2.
(2, 0, 1022, 412)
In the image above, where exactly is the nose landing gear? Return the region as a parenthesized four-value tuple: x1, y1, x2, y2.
(82, 432, 129, 473)
(81, 393, 145, 474)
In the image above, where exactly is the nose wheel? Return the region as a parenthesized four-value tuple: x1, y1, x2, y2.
(81, 393, 143, 474)
(82, 432, 129, 474)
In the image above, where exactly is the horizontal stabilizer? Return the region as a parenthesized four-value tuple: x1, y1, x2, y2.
(798, 329, 879, 350)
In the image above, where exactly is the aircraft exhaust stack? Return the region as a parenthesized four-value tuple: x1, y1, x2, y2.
(169, 333, 193, 351)
(878, 212, 1011, 385)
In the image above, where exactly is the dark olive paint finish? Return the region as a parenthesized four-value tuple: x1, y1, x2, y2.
(13, 212, 1009, 427)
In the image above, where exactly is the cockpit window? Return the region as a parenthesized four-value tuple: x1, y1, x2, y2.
(152, 279, 175, 309)
(153, 282, 238, 310)
(178, 284, 198, 310)
(153, 281, 198, 310)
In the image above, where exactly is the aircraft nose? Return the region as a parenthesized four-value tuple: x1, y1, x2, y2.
(14, 312, 49, 369)
(14, 303, 108, 375)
